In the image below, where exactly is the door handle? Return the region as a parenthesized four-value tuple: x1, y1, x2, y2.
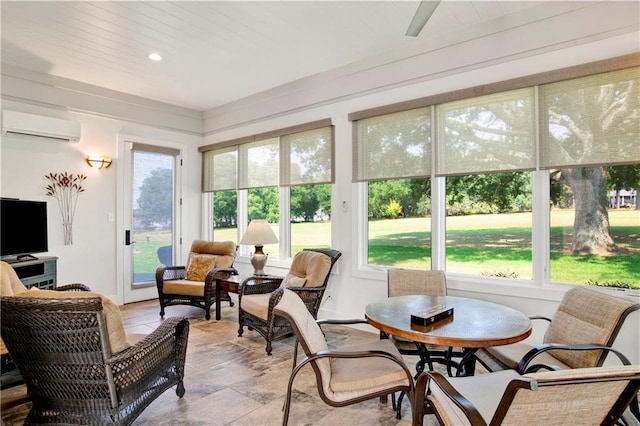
(125, 230, 136, 246)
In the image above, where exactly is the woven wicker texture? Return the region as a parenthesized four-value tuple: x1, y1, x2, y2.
(238, 248, 341, 355)
(156, 240, 237, 320)
(477, 286, 639, 373)
(416, 365, 640, 426)
(1, 296, 189, 425)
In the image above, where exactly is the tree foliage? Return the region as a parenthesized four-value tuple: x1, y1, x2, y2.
(137, 168, 172, 229)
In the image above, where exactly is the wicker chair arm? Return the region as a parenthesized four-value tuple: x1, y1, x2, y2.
(156, 265, 187, 283)
(204, 267, 238, 282)
(517, 343, 632, 374)
(415, 371, 487, 426)
(108, 317, 189, 385)
(240, 277, 283, 296)
(55, 283, 92, 292)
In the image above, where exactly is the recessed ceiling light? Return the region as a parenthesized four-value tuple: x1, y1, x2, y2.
(148, 53, 162, 61)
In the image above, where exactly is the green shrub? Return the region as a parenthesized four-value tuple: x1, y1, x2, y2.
(586, 279, 634, 289)
(385, 200, 402, 219)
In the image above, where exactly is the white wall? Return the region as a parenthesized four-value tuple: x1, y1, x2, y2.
(0, 100, 203, 302)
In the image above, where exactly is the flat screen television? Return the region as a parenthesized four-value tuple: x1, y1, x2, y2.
(0, 199, 48, 260)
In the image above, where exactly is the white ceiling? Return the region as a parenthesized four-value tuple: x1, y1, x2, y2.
(1, 1, 554, 111)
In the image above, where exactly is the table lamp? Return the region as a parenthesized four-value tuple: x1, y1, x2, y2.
(240, 219, 278, 275)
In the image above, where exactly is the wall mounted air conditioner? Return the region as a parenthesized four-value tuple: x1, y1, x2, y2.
(2, 110, 81, 143)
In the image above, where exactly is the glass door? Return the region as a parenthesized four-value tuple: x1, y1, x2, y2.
(122, 142, 181, 303)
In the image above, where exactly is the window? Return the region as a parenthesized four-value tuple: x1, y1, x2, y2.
(353, 107, 432, 268)
(367, 178, 431, 268)
(201, 120, 334, 259)
(445, 173, 532, 279)
(351, 58, 639, 288)
(540, 68, 640, 287)
(437, 89, 535, 279)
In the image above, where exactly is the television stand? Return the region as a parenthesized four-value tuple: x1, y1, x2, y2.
(8, 256, 57, 290)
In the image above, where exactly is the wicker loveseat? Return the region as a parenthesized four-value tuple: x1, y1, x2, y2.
(1, 291, 189, 425)
(155, 240, 237, 320)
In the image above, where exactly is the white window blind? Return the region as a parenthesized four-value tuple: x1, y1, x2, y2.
(202, 147, 237, 192)
(200, 119, 333, 192)
(238, 138, 279, 189)
(354, 107, 431, 182)
(435, 88, 536, 176)
(539, 67, 640, 168)
(280, 126, 334, 186)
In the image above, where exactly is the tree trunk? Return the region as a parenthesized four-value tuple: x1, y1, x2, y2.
(562, 167, 616, 255)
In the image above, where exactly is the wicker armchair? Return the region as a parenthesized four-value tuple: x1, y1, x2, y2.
(238, 248, 341, 355)
(1, 294, 189, 425)
(155, 240, 238, 320)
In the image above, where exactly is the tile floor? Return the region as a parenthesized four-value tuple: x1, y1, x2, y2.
(1, 297, 442, 426)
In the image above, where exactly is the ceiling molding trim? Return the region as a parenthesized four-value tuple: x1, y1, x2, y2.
(1, 66, 203, 135)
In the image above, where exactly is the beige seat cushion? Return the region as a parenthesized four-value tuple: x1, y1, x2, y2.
(329, 339, 411, 400)
(288, 251, 331, 288)
(429, 369, 522, 425)
(14, 289, 130, 354)
(480, 341, 571, 371)
(241, 293, 272, 320)
(162, 279, 205, 297)
(0, 261, 29, 296)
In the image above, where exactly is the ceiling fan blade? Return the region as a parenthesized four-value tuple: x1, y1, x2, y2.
(405, 0, 441, 37)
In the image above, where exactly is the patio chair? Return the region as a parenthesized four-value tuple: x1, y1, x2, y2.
(273, 288, 414, 424)
(1, 291, 189, 425)
(475, 286, 640, 374)
(412, 363, 640, 426)
(238, 248, 341, 354)
(157, 245, 173, 266)
(385, 268, 461, 376)
(155, 240, 238, 320)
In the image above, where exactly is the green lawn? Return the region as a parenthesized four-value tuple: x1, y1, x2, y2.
(133, 209, 640, 288)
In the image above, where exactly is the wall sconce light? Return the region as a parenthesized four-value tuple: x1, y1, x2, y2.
(86, 156, 112, 169)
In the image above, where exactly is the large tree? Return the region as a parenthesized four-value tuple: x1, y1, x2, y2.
(543, 71, 639, 254)
(137, 168, 172, 229)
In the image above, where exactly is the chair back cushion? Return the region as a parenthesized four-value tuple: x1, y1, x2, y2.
(0, 261, 28, 296)
(288, 250, 331, 288)
(274, 289, 331, 385)
(186, 240, 236, 281)
(388, 269, 446, 297)
(498, 365, 640, 424)
(13, 289, 130, 354)
(543, 287, 638, 368)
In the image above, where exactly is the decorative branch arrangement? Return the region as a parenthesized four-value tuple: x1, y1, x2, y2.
(45, 172, 86, 245)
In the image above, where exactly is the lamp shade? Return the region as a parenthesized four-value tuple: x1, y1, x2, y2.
(240, 219, 278, 246)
